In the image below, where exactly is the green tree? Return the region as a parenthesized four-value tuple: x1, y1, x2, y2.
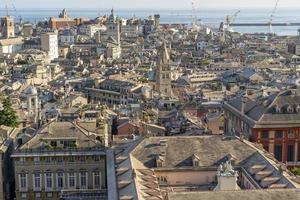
(0, 96, 19, 127)
(292, 168, 300, 176)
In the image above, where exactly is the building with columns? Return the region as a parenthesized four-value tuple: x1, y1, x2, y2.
(224, 90, 300, 167)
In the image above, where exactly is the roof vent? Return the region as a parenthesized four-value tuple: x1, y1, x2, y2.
(274, 104, 281, 114)
(295, 105, 300, 113)
(287, 105, 294, 113)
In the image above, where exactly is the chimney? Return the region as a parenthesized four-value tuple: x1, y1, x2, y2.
(241, 96, 247, 115)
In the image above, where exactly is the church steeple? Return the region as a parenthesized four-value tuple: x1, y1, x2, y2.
(159, 40, 170, 65)
(155, 40, 172, 98)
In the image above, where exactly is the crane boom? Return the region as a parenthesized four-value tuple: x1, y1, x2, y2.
(225, 10, 240, 32)
(269, 0, 280, 33)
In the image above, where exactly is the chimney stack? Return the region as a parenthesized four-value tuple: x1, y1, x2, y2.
(241, 96, 247, 115)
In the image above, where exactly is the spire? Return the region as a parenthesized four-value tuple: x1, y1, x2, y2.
(111, 8, 114, 15)
(159, 40, 170, 65)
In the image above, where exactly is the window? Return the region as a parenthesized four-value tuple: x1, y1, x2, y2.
(80, 171, 87, 188)
(33, 157, 40, 163)
(33, 172, 41, 190)
(57, 157, 63, 163)
(274, 144, 282, 161)
(20, 157, 26, 163)
(69, 156, 75, 162)
(57, 172, 64, 188)
(261, 131, 269, 139)
(94, 155, 100, 162)
(288, 130, 295, 139)
(263, 144, 269, 151)
(275, 131, 283, 139)
(68, 172, 75, 188)
(20, 173, 27, 189)
(46, 193, 53, 198)
(50, 141, 57, 147)
(45, 172, 52, 189)
(93, 171, 101, 188)
(158, 176, 168, 185)
(45, 157, 51, 163)
(21, 193, 27, 199)
(194, 161, 199, 167)
(35, 193, 41, 198)
(80, 156, 86, 162)
(287, 145, 294, 162)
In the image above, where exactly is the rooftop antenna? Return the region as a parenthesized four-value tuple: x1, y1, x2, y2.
(5, 4, 9, 16)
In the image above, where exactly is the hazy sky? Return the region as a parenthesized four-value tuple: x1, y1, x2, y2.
(2, 0, 300, 9)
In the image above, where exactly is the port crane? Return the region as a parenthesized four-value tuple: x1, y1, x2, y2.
(225, 10, 240, 32)
(191, 1, 198, 31)
(11, 3, 22, 24)
(268, 0, 280, 34)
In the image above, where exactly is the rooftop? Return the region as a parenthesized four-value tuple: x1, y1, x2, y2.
(168, 189, 300, 200)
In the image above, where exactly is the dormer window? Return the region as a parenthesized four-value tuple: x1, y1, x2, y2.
(296, 105, 300, 113)
(156, 156, 164, 168)
(274, 104, 281, 113)
(287, 105, 294, 113)
(194, 160, 199, 167)
(192, 154, 200, 167)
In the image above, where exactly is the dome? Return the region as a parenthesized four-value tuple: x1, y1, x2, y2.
(108, 8, 116, 23)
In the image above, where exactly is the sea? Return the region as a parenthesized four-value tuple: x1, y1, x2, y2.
(1, 8, 300, 36)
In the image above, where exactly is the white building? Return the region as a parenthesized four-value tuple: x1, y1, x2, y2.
(41, 32, 58, 61)
(0, 37, 23, 54)
(87, 25, 106, 38)
(121, 25, 140, 37)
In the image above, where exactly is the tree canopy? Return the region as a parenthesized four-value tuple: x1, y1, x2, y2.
(0, 96, 19, 127)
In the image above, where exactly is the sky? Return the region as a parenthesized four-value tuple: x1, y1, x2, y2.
(1, 0, 300, 10)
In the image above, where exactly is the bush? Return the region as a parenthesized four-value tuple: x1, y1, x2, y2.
(291, 167, 300, 176)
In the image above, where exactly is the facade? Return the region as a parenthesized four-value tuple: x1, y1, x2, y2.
(0, 16, 15, 39)
(121, 25, 139, 37)
(0, 37, 23, 54)
(49, 9, 82, 30)
(155, 41, 173, 97)
(224, 90, 300, 167)
(12, 122, 107, 200)
(41, 32, 59, 61)
(86, 79, 136, 107)
(0, 126, 18, 200)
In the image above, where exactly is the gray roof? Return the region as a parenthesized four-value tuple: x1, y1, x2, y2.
(20, 122, 102, 149)
(168, 189, 300, 200)
(132, 136, 256, 168)
(226, 90, 300, 127)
